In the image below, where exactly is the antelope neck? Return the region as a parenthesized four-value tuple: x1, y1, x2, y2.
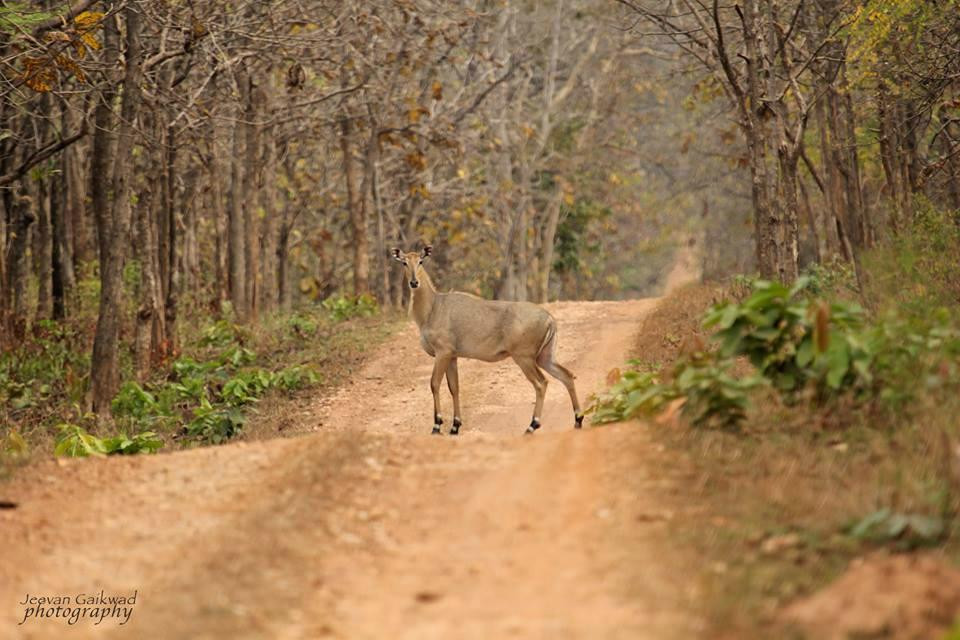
(410, 268, 437, 327)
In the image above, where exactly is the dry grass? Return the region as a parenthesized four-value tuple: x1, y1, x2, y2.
(631, 283, 960, 638)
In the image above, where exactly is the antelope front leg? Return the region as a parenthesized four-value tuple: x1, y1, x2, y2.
(446, 358, 462, 435)
(430, 354, 453, 435)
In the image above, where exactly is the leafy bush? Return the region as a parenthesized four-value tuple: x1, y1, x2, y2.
(185, 400, 245, 444)
(671, 350, 763, 428)
(589, 353, 761, 429)
(274, 365, 320, 391)
(322, 293, 378, 322)
(705, 278, 872, 397)
(593, 273, 960, 429)
(590, 362, 676, 425)
(111, 381, 163, 420)
(221, 369, 275, 406)
(54, 424, 163, 457)
(287, 312, 319, 337)
(199, 320, 247, 348)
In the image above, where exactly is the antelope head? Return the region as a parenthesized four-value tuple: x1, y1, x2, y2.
(391, 245, 432, 289)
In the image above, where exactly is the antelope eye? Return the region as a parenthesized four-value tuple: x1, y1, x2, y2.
(418, 260, 423, 265)
(402, 260, 408, 265)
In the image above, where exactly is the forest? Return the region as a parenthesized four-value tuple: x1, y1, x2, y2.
(2, 0, 960, 637)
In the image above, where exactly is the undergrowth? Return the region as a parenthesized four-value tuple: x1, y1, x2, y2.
(591, 205, 960, 636)
(1, 293, 394, 468)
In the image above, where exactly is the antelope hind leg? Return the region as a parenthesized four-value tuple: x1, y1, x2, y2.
(538, 351, 584, 428)
(513, 356, 547, 434)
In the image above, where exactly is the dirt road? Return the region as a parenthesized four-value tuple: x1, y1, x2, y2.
(1, 299, 702, 639)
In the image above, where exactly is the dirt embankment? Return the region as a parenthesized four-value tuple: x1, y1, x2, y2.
(1, 298, 703, 639)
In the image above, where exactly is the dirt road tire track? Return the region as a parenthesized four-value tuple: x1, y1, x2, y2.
(1, 299, 701, 639)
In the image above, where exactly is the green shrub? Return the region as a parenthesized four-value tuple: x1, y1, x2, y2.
(199, 319, 246, 348)
(593, 271, 960, 429)
(54, 424, 163, 457)
(589, 362, 676, 425)
(274, 365, 319, 391)
(287, 312, 319, 336)
(589, 354, 761, 429)
(322, 293, 378, 322)
(704, 278, 872, 397)
(111, 381, 163, 420)
(671, 351, 763, 428)
(186, 400, 245, 444)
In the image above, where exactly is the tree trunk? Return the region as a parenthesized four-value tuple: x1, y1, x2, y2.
(259, 75, 278, 314)
(134, 187, 163, 382)
(340, 115, 369, 295)
(90, 6, 142, 415)
(50, 160, 72, 319)
(4, 190, 34, 340)
(207, 123, 228, 313)
(227, 84, 247, 318)
(243, 73, 260, 321)
(34, 176, 53, 320)
(537, 190, 562, 302)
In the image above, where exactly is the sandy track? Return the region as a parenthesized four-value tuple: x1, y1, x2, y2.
(0, 299, 701, 639)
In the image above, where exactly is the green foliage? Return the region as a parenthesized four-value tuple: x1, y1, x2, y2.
(287, 312, 319, 337)
(2, 429, 29, 459)
(705, 278, 872, 396)
(802, 258, 858, 297)
(865, 199, 960, 314)
(110, 330, 320, 444)
(54, 424, 163, 457)
(0, 319, 89, 411)
(0, 4, 55, 33)
(589, 352, 761, 429)
(200, 320, 247, 348)
(846, 508, 945, 550)
(111, 381, 163, 420)
(185, 400, 245, 444)
(593, 266, 960, 430)
(589, 361, 677, 424)
(274, 365, 320, 391)
(553, 197, 610, 275)
(672, 351, 763, 428)
(321, 293, 378, 322)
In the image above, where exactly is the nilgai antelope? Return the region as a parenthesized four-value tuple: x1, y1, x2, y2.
(392, 245, 584, 435)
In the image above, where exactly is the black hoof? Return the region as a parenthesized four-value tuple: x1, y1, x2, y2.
(431, 426, 442, 435)
(575, 413, 584, 429)
(526, 418, 541, 434)
(450, 418, 462, 436)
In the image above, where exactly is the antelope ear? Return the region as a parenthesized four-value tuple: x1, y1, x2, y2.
(421, 245, 433, 259)
(391, 248, 404, 262)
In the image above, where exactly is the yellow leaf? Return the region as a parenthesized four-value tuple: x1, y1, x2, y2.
(74, 11, 104, 28)
(81, 32, 101, 51)
(431, 80, 443, 100)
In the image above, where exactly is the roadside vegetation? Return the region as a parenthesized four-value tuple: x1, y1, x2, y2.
(1, 291, 395, 475)
(591, 206, 960, 636)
